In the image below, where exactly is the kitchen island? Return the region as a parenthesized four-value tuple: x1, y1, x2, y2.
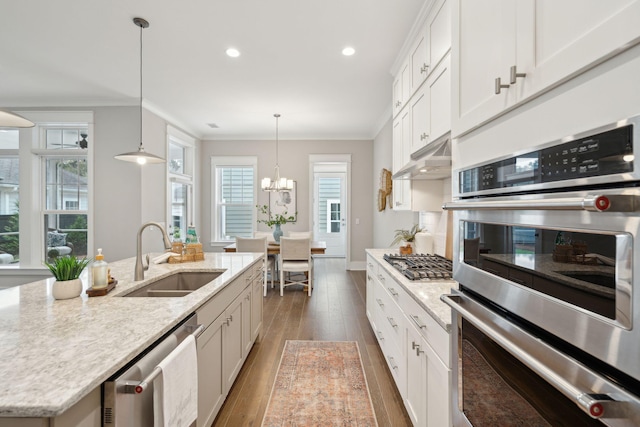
(0, 252, 262, 425)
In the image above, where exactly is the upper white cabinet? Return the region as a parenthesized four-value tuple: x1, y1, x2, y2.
(452, 0, 640, 137)
(393, 59, 411, 117)
(392, 109, 412, 210)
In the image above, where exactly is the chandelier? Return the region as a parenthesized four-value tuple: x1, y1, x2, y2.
(261, 113, 293, 192)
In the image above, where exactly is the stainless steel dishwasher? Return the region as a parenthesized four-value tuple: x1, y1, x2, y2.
(102, 313, 202, 426)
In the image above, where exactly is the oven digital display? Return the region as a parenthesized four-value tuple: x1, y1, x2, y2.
(460, 124, 633, 194)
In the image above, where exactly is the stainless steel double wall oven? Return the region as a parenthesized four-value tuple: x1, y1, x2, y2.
(442, 116, 640, 426)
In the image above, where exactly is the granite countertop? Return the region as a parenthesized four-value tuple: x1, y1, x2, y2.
(366, 249, 458, 331)
(0, 252, 261, 418)
(480, 253, 615, 298)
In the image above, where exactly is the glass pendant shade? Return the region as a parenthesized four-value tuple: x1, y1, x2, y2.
(0, 110, 35, 128)
(262, 114, 293, 192)
(114, 17, 165, 165)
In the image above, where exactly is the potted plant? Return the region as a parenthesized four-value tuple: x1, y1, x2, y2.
(391, 224, 424, 253)
(44, 255, 91, 300)
(256, 204, 296, 243)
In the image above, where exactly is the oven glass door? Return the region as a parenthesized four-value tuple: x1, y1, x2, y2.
(461, 221, 629, 325)
(459, 319, 604, 427)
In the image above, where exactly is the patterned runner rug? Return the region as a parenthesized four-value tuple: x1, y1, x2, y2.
(262, 340, 378, 427)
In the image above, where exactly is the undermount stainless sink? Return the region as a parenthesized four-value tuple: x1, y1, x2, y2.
(122, 271, 224, 297)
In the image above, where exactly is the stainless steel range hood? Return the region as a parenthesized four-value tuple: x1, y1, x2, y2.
(392, 132, 451, 180)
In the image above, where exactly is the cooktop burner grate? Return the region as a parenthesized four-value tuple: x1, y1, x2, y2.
(383, 253, 454, 281)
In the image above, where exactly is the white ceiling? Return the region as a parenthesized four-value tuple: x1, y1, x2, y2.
(0, 0, 426, 140)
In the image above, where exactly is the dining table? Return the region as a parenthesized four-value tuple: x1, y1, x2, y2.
(223, 240, 327, 255)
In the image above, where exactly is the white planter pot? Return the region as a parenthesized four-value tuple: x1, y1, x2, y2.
(52, 278, 83, 300)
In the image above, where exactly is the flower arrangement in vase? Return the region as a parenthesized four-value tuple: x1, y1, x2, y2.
(256, 204, 296, 242)
(44, 255, 91, 300)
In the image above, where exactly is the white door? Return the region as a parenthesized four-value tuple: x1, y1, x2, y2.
(313, 169, 346, 257)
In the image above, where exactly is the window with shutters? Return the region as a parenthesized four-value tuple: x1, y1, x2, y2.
(211, 156, 257, 242)
(167, 127, 195, 241)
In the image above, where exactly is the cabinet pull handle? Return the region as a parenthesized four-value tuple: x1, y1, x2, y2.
(410, 314, 427, 329)
(387, 356, 399, 370)
(495, 77, 510, 94)
(510, 65, 527, 84)
(395, 101, 402, 107)
(388, 287, 399, 297)
(416, 346, 424, 356)
(420, 64, 429, 74)
(387, 316, 398, 328)
(378, 274, 385, 283)
(412, 340, 419, 350)
(376, 298, 385, 307)
(225, 315, 233, 326)
(420, 132, 429, 141)
(377, 330, 385, 340)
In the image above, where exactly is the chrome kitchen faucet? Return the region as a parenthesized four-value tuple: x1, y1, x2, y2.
(135, 222, 172, 281)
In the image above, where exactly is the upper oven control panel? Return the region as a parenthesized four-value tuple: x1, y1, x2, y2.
(458, 118, 636, 197)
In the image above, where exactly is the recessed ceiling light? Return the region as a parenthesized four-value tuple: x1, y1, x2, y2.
(226, 48, 240, 58)
(342, 46, 355, 56)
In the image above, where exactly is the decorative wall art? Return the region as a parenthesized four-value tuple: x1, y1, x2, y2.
(269, 181, 297, 222)
(378, 168, 392, 211)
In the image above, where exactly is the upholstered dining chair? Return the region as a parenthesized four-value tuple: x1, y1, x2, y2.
(254, 231, 276, 243)
(279, 237, 312, 296)
(287, 231, 313, 239)
(236, 236, 275, 296)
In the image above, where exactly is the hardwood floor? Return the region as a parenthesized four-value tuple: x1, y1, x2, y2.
(212, 257, 412, 427)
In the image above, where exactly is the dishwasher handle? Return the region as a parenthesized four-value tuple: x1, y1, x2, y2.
(129, 324, 204, 394)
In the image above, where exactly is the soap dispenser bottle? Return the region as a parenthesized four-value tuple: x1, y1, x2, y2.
(91, 248, 108, 289)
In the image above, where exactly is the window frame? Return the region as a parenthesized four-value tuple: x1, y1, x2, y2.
(0, 111, 94, 270)
(210, 156, 257, 245)
(166, 126, 195, 241)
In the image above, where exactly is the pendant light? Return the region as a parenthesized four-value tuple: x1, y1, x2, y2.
(0, 110, 34, 128)
(261, 113, 293, 192)
(114, 17, 165, 165)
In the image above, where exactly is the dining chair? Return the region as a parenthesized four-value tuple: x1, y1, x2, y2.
(279, 237, 312, 296)
(236, 236, 275, 296)
(254, 231, 276, 243)
(287, 231, 313, 240)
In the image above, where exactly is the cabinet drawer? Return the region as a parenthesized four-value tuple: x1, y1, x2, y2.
(373, 280, 405, 350)
(403, 293, 450, 368)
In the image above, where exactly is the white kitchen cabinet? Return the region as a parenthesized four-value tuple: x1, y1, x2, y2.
(427, 54, 451, 144)
(452, 0, 640, 137)
(392, 108, 412, 211)
(196, 260, 262, 427)
(250, 264, 263, 343)
(427, 0, 451, 73)
(393, 59, 411, 117)
(410, 33, 429, 93)
(410, 84, 429, 154)
(366, 255, 452, 427)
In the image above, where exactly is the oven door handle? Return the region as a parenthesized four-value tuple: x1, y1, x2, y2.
(442, 194, 617, 212)
(441, 293, 629, 420)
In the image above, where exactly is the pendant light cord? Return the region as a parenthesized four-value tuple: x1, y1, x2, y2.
(139, 21, 144, 150)
(275, 114, 279, 167)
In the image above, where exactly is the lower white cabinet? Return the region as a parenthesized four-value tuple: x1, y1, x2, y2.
(196, 259, 262, 427)
(366, 255, 451, 427)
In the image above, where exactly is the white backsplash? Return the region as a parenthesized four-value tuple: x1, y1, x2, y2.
(419, 211, 447, 257)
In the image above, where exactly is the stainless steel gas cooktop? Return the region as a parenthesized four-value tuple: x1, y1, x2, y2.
(383, 253, 454, 281)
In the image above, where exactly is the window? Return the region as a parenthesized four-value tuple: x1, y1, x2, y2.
(211, 156, 257, 242)
(0, 130, 20, 264)
(326, 199, 341, 233)
(0, 111, 93, 269)
(317, 177, 341, 234)
(167, 127, 195, 241)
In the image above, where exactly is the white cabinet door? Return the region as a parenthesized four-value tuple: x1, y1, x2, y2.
(425, 338, 451, 427)
(428, 0, 451, 70)
(428, 53, 451, 143)
(393, 59, 411, 117)
(406, 326, 427, 427)
(410, 31, 429, 92)
(222, 294, 245, 393)
(519, 0, 640, 100)
(197, 315, 225, 427)
(242, 286, 253, 357)
(410, 84, 429, 154)
(392, 108, 412, 211)
(250, 268, 263, 342)
(453, 0, 517, 137)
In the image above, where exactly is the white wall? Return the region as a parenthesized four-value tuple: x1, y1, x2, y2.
(199, 138, 374, 267)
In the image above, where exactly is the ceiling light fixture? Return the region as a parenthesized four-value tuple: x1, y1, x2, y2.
(342, 46, 355, 56)
(261, 113, 293, 192)
(114, 17, 165, 165)
(226, 48, 240, 58)
(0, 110, 34, 128)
